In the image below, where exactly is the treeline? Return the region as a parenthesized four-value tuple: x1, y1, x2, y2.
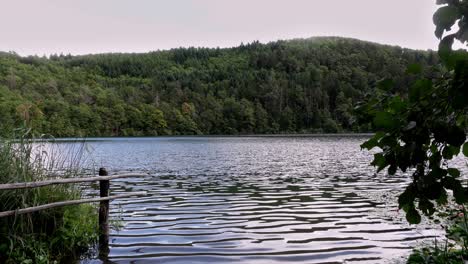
(0, 37, 440, 137)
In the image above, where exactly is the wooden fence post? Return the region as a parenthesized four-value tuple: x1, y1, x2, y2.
(98, 167, 110, 259)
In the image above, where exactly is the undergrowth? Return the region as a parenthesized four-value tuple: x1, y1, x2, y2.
(408, 205, 468, 264)
(0, 129, 98, 263)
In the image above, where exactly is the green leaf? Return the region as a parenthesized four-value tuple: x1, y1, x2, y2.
(444, 177, 467, 204)
(371, 153, 387, 172)
(433, 6, 460, 38)
(419, 198, 435, 216)
(435, 27, 445, 40)
(399, 184, 416, 209)
(431, 167, 447, 179)
(442, 145, 459, 159)
(448, 168, 460, 178)
(437, 189, 448, 205)
(389, 96, 407, 113)
(360, 131, 385, 150)
(463, 142, 468, 157)
(406, 64, 422, 74)
(373, 112, 397, 130)
(406, 207, 422, 224)
(438, 34, 456, 68)
(380, 135, 397, 148)
(409, 79, 432, 102)
(360, 139, 375, 150)
(453, 186, 467, 204)
(450, 145, 460, 156)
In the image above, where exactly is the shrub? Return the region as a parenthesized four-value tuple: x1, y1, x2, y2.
(0, 129, 98, 263)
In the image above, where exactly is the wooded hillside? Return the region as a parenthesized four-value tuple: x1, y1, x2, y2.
(0, 37, 440, 136)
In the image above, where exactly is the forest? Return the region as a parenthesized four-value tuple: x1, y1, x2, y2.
(0, 37, 441, 137)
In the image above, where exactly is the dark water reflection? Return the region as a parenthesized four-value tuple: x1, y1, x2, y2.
(73, 136, 451, 263)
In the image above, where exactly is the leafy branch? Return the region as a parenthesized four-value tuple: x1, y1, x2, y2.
(357, 0, 468, 224)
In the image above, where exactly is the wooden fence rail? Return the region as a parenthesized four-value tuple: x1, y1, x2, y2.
(0, 192, 146, 218)
(0, 167, 147, 259)
(0, 173, 146, 191)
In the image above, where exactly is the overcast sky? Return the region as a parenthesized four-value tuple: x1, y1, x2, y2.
(0, 0, 445, 56)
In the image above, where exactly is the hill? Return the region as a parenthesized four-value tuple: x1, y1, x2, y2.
(0, 37, 440, 136)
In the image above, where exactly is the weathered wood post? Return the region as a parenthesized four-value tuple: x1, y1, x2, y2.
(98, 167, 110, 259)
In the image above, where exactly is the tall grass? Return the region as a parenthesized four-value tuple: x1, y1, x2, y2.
(407, 205, 468, 263)
(0, 129, 98, 263)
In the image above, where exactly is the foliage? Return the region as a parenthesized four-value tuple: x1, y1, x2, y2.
(357, 0, 468, 224)
(407, 206, 468, 263)
(0, 37, 439, 136)
(407, 243, 465, 264)
(2, 205, 98, 264)
(357, 2, 467, 263)
(0, 129, 98, 263)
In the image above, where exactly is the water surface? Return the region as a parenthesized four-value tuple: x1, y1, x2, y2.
(72, 136, 448, 263)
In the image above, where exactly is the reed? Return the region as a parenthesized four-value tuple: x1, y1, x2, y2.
(0, 128, 98, 263)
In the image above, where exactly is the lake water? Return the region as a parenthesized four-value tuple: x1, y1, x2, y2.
(70, 136, 448, 264)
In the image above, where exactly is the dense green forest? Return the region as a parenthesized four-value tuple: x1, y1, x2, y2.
(0, 37, 440, 137)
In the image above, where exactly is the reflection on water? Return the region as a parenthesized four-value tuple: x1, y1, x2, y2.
(73, 136, 453, 263)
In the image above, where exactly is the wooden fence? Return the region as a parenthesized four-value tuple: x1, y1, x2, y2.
(0, 167, 147, 258)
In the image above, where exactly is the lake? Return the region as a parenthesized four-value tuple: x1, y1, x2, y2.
(69, 136, 445, 264)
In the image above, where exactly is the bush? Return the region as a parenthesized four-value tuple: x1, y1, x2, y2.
(0, 129, 98, 263)
(407, 205, 468, 264)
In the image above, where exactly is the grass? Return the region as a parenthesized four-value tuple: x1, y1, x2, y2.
(0, 128, 98, 263)
(407, 205, 468, 263)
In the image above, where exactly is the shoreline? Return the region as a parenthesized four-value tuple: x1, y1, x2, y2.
(37, 133, 374, 141)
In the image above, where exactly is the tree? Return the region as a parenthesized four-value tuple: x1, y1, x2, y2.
(141, 105, 167, 135)
(334, 91, 353, 129)
(357, 0, 468, 224)
(254, 102, 269, 133)
(0, 36, 442, 136)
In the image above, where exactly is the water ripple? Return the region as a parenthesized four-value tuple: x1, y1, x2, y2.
(74, 136, 464, 263)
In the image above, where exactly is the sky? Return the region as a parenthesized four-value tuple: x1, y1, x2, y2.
(0, 0, 448, 56)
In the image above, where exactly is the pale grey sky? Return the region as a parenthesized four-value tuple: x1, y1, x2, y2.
(0, 0, 445, 56)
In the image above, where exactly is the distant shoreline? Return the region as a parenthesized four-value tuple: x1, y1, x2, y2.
(41, 133, 374, 142)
